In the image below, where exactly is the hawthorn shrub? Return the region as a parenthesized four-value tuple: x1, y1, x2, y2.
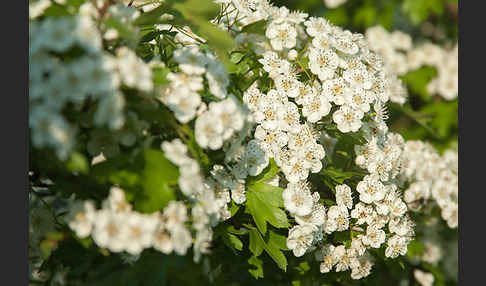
(29, 1, 457, 285)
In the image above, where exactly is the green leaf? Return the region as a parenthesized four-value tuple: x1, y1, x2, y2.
(248, 158, 279, 184)
(90, 154, 142, 189)
(325, 7, 349, 26)
(171, 0, 237, 71)
(407, 240, 425, 258)
(66, 152, 89, 175)
(152, 66, 171, 85)
(246, 182, 288, 234)
(421, 100, 458, 139)
(248, 227, 264, 256)
(43, 4, 71, 17)
(240, 20, 267, 35)
(353, 2, 377, 28)
(246, 226, 288, 271)
(133, 4, 173, 26)
(248, 256, 264, 279)
(400, 66, 438, 101)
(402, 0, 444, 25)
(222, 232, 243, 252)
(136, 149, 179, 213)
(294, 261, 310, 275)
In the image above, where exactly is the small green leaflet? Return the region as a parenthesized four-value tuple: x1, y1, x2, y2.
(245, 182, 289, 235)
(248, 256, 264, 279)
(135, 149, 179, 213)
(246, 225, 288, 271)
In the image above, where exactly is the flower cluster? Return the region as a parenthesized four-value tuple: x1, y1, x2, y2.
(399, 141, 458, 228)
(212, 0, 415, 280)
(68, 187, 194, 256)
(366, 26, 458, 100)
(29, 3, 153, 158)
(158, 46, 250, 150)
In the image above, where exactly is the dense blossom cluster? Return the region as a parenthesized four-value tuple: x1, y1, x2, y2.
(399, 141, 458, 228)
(67, 187, 194, 257)
(366, 26, 458, 100)
(211, 0, 415, 280)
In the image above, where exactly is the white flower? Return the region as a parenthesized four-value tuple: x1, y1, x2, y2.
(350, 257, 373, 280)
(171, 224, 193, 255)
(116, 47, 153, 92)
(254, 125, 288, 156)
(173, 47, 208, 75)
(165, 86, 202, 124)
(325, 205, 349, 233)
(244, 139, 270, 176)
(194, 111, 224, 150)
(254, 90, 285, 130)
(388, 216, 414, 237)
(331, 30, 359, 55)
(308, 48, 339, 81)
(332, 105, 364, 133)
(277, 102, 301, 133)
(349, 236, 367, 257)
(230, 179, 247, 204)
(324, 0, 347, 9)
(40, 17, 77, 52)
(302, 93, 332, 123)
(161, 139, 191, 167)
(319, 244, 336, 273)
(335, 184, 353, 209)
(295, 203, 327, 227)
(265, 22, 297, 51)
(92, 210, 127, 253)
(441, 202, 458, 228)
(283, 182, 314, 216)
(281, 155, 311, 183)
(103, 186, 132, 213)
(356, 174, 386, 203)
(414, 270, 435, 286)
(243, 82, 263, 111)
(304, 17, 331, 37)
(162, 201, 188, 232)
(167, 72, 203, 91)
(67, 200, 96, 238)
(152, 226, 173, 254)
(362, 225, 386, 248)
(350, 202, 374, 225)
(206, 61, 229, 99)
(323, 78, 351, 105)
(354, 138, 379, 168)
(287, 124, 316, 151)
(258, 51, 291, 78)
(367, 151, 393, 182)
(333, 245, 354, 272)
(342, 67, 373, 89)
(178, 160, 205, 196)
(275, 74, 300, 98)
(286, 224, 316, 257)
(299, 143, 326, 173)
(122, 213, 158, 255)
(342, 87, 373, 113)
(287, 49, 298, 60)
(422, 241, 442, 265)
(209, 98, 245, 140)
